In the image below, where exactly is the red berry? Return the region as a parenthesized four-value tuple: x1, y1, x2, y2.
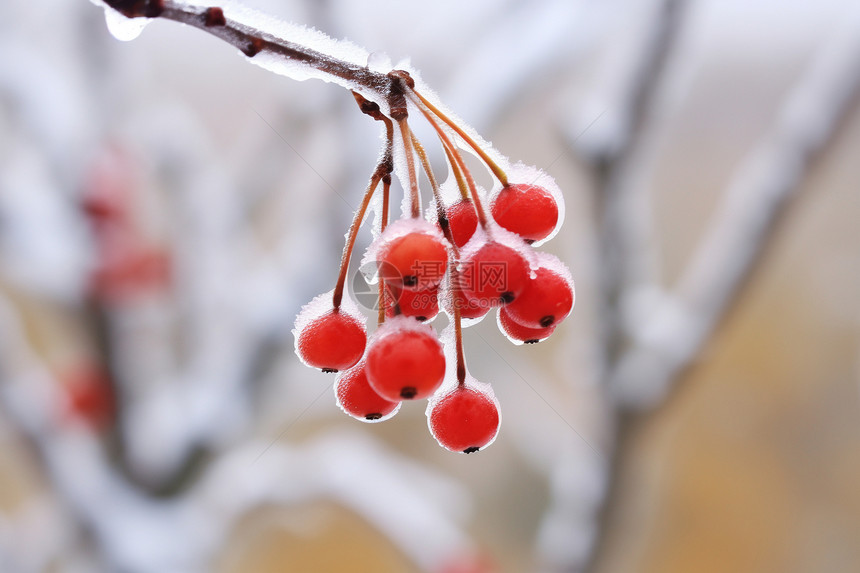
(366, 319, 446, 401)
(379, 230, 448, 290)
(498, 307, 555, 344)
(445, 287, 491, 321)
(386, 284, 439, 322)
(491, 184, 558, 243)
(296, 309, 366, 372)
(336, 361, 400, 422)
(504, 264, 574, 329)
(442, 200, 478, 248)
(458, 241, 530, 306)
(428, 385, 500, 453)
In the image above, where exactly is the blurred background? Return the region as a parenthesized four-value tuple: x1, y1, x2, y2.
(1, 0, 859, 571)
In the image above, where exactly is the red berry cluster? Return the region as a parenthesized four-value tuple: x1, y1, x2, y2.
(293, 78, 574, 453)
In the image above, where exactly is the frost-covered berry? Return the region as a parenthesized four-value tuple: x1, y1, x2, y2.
(428, 385, 500, 453)
(491, 183, 558, 243)
(498, 307, 555, 344)
(366, 318, 446, 401)
(379, 230, 448, 290)
(442, 199, 479, 248)
(445, 287, 491, 321)
(458, 241, 530, 306)
(386, 284, 440, 322)
(336, 361, 400, 422)
(295, 309, 366, 372)
(504, 262, 574, 329)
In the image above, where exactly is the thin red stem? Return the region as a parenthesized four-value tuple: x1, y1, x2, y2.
(332, 172, 383, 310)
(378, 172, 391, 325)
(451, 266, 467, 386)
(443, 144, 471, 203)
(397, 119, 421, 219)
(411, 133, 460, 257)
(411, 89, 509, 187)
(406, 92, 489, 228)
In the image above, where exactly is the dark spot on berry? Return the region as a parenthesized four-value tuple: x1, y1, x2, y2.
(539, 315, 555, 328)
(243, 37, 264, 57)
(204, 7, 226, 26)
(463, 446, 480, 454)
(524, 339, 540, 345)
(365, 413, 382, 421)
(400, 386, 417, 399)
(524, 239, 535, 245)
(417, 316, 427, 322)
(321, 368, 338, 373)
(403, 275, 418, 288)
(500, 291, 515, 304)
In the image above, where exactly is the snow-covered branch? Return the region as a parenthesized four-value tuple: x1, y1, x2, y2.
(610, 6, 860, 408)
(573, 0, 688, 373)
(537, 3, 689, 571)
(98, 0, 395, 107)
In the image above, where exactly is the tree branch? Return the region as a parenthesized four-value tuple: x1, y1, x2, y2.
(577, 0, 689, 373)
(609, 6, 860, 408)
(99, 0, 393, 103)
(542, 3, 689, 572)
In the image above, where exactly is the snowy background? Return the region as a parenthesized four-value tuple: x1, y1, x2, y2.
(1, 0, 859, 571)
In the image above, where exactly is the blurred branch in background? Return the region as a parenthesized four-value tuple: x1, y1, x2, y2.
(540, 0, 689, 568)
(578, 3, 860, 572)
(608, 4, 860, 408)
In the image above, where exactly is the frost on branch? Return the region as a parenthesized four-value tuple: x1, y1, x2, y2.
(96, 0, 394, 108)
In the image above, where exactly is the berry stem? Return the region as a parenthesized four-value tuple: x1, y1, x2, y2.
(450, 266, 467, 387)
(410, 88, 509, 187)
(380, 119, 394, 230)
(332, 172, 382, 310)
(406, 91, 489, 229)
(397, 119, 421, 219)
(378, 168, 391, 325)
(443, 143, 471, 203)
(411, 133, 460, 256)
(332, 123, 393, 310)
